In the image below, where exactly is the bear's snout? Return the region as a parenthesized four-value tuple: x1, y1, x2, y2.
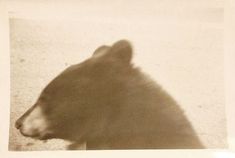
(15, 105, 50, 139)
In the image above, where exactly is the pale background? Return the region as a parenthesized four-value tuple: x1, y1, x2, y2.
(4, 0, 228, 151)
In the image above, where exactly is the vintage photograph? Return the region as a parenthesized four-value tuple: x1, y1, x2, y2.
(7, 0, 227, 151)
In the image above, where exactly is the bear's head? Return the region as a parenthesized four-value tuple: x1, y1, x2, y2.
(15, 40, 134, 142)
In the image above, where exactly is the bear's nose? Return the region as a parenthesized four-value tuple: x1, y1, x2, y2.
(15, 118, 23, 129)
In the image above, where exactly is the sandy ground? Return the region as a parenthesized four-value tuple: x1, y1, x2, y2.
(8, 0, 227, 150)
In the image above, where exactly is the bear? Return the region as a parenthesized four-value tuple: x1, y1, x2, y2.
(15, 40, 204, 149)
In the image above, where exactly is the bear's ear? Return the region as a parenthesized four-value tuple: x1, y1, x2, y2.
(92, 45, 110, 58)
(108, 40, 132, 64)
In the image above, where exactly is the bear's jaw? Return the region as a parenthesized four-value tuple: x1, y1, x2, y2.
(19, 128, 54, 140)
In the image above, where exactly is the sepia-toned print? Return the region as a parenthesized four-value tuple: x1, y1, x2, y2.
(8, 0, 227, 151)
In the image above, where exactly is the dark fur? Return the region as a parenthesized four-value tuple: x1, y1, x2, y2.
(16, 40, 204, 149)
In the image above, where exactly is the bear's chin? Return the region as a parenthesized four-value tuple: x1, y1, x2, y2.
(19, 129, 55, 140)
